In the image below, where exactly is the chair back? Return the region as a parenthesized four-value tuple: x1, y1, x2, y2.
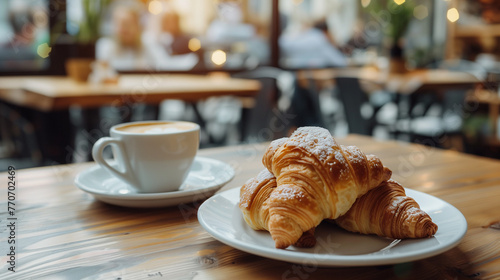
(232, 67, 295, 141)
(335, 76, 373, 135)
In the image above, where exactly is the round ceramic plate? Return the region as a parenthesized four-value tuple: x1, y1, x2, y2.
(198, 187, 467, 266)
(75, 157, 234, 208)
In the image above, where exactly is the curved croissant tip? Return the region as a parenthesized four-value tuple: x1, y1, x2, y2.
(274, 239, 290, 249)
(383, 167, 392, 180)
(413, 220, 438, 238)
(426, 222, 438, 237)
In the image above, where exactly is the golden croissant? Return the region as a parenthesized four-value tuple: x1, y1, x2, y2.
(239, 171, 437, 248)
(239, 169, 317, 248)
(335, 179, 438, 239)
(239, 169, 275, 232)
(241, 127, 392, 249)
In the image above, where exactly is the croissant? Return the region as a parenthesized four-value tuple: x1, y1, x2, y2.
(258, 127, 392, 248)
(239, 169, 275, 232)
(335, 179, 438, 238)
(239, 169, 316, 248)
(239, 171, 438, 247)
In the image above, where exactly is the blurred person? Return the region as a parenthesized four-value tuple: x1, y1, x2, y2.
(279, 19, 347, 69)
(5, 5, 36, 48)
(205, 0, 269, 67)
(95, 1, 150, 70)
(142, 3, 198, 70)
(0, 1, 49, 70)
(145, 5, 189, 55)
(96, 0, 197, 71)
(206, 1, 254, 45)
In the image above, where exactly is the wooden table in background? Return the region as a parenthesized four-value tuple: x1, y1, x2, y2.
(0, 74, 260, 111)
(0, 74, 260, 164)
(296, 67, 481, 95)
(1, 135, 499, 279)
(297, 67, 481, 140)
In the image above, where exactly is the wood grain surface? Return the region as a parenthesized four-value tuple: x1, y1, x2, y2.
(0, 135, 499, 279)
(0, 74, 261, 111)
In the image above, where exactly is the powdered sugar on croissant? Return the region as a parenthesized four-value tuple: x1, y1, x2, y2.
(259, 127, 392, 248)
(239, 171, 438, 249)
(239, 169, 316, 248)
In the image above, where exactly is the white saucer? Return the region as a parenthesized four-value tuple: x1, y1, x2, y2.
(198, 187, 467, 267)
(74, 157, 234, 208)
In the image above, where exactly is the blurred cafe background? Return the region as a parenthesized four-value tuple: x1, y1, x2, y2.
(1, 0, 500, 171)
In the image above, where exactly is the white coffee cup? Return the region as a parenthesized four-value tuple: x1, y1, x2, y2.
(92, 121, 200, 193)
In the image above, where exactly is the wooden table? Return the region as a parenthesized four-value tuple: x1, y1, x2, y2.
(296, 67, 481, 95)
(0, 74, 260, 164)
(298, 67, 481, 140)
(0, 74, 261, 112)
(1, 135, 499, 279)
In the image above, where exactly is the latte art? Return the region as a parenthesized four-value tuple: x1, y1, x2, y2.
(117, 122, 196, 134)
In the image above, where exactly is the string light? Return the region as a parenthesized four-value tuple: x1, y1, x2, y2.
(393, 0, 405, 5)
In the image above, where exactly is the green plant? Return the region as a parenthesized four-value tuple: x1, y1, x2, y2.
(76, 0, 111, 44)
(363, 0, 415, 45)
(386, 1, 414, 43)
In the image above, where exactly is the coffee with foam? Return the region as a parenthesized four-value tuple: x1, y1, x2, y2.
(116, 122, 196, 134)
(93, 120, 200, 193)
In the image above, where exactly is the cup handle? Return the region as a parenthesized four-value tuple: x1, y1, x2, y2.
(92, 137, 138, 187)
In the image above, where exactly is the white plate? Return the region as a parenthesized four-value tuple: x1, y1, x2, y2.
(198, 187, 467, 266)
(75, 157, 234, 208)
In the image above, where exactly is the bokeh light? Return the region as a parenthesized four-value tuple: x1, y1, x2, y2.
(447, 8, 459, 23)
(414, 5, 428, 20)
(37, 43, 51, 58)
(188, 38, 201, 52)
(211, 50, 226, 66)
(148, 0, 163, 15)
